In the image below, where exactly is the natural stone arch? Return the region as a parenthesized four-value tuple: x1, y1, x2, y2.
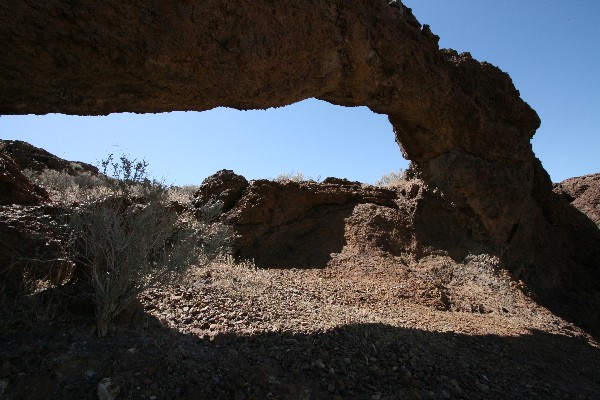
(1, 0, 599, 334)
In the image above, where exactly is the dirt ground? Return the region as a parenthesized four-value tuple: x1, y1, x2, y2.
(1, 254, 599, 400)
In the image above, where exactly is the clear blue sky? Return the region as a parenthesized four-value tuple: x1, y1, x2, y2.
(0, 1, 598, 185)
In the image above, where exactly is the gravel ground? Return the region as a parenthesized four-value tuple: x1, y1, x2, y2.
(1, 255, 599, 399)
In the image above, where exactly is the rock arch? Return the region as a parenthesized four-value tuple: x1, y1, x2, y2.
(1, 0, 599, 334)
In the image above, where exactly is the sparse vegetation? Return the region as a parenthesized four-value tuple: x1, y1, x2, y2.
(64, 154, 231, 337)
(375, 169, 405, 187)
(275, 171, 308, 182)
(23, 168, 109, 203)
(18, 154, 232, 337)
(166, 184, 200, 203)
(275, 171, 322, 182)
(99, 153, 166, 198)
(69, 199, 203, 337)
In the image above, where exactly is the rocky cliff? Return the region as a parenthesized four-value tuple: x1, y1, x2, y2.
(554, 173, 600, 225)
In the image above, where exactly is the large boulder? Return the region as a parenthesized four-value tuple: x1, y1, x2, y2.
(194, 172, 488, 268)
(191, 169, 248, 213)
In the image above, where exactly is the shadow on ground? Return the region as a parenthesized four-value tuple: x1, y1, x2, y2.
(1, 310, 599, 400)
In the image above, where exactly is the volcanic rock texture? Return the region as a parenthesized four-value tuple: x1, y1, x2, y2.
(554, 173, 600, 225)
(0, 140, 98, 175)
(193, 170, 489, 269)
(1, 1, 599, 334)
(0, 153, 48, 206)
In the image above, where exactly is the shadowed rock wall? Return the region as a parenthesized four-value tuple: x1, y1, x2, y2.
(1, 1, 599, 334)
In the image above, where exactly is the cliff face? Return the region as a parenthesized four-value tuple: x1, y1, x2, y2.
(1, 2, 599, 333)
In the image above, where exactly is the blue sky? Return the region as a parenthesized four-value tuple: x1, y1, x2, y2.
(1, 1, 598, 185)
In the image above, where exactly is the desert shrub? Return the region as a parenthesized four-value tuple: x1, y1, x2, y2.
(198, 197, 225, 223)
(36, 169, 76, 193)
(21, 168, 38, 182)
(73, 171, 106, 189)
(166, 184, 200, 203)
(69, 200, 203, 337)
(275, 171, 307, 182)
(23, 168, 110, 203)
(275, 172, 324, 183)
(100, 153, 166, 199)
(68, 155, 230, 337)
(375, 169, 405, 187)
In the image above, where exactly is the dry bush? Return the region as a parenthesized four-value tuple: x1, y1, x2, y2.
(166, 184, 200, 203)
(20, 154, 232, 336)
(24, 168, 110, 203)
(0, 246, 75, 322)
(99, 153, 168, 199)
(375, 169, 405, 187)
(69, 200, 207, 337)
(275, 171, 308, 182)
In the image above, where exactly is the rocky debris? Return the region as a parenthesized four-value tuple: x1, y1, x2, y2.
(97, 377, 120, 400)
(0, 153, 49, 206)
(0, 140, 98, 175)
(193, 169, 600, 338)
(2, 259, 599, 399)
(554, 173, 600, 225)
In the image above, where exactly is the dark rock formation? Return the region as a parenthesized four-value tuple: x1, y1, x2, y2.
(0, 205, 73, 295)
(554, 173, 600, 225)
(0, 153, 49, 206)
(191, 169, 248, 214)
(0, 0, 543, 258)
(1, 1, 599, 335)
(222, 178, 405, 268)
(0, 139, 98, 175)
(193, 171, 489, 268)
